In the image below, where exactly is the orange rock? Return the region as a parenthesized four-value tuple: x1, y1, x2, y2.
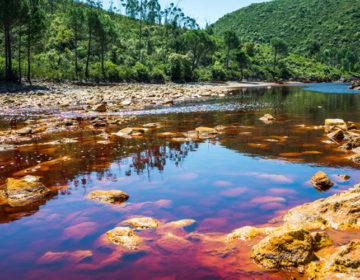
(310, 171, 334, 192)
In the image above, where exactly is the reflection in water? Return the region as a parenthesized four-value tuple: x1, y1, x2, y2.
(0, 84, 359, 279)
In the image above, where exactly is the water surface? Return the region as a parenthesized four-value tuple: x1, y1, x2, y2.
(0, 83, 359, 280)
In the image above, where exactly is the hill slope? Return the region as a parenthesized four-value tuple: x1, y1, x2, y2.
(213, 0, 360, 53)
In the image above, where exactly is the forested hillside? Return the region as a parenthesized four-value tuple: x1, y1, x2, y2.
(213, 0, 360, 73)
(0, 0, 357, 83)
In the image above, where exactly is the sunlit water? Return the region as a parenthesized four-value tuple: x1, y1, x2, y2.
(0, 83, 359, 279)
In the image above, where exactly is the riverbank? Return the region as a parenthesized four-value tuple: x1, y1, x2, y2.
(0, 81, 302, 114)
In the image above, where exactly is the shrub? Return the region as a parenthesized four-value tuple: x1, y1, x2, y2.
(211, 63, 227, 81)
(151, 67, 166, 83)
(132, 63, 150, 82)
(168, 53, 193, 82)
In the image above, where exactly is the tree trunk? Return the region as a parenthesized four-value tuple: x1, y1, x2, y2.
(139, 18, 143, 62)
(27, 23, 32, 85)
(101, 43, 105, 80)
(4, 23, 13, 81)
(226, 47, 230, 71)
(18, 26, 22, 83)
(273, 48, 278, 72)
(74, 26, 78, 79)
(85, 26, 92, 79)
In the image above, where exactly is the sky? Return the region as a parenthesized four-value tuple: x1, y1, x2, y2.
(102, 0, 268, 27)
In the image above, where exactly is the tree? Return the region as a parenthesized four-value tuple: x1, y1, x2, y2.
(184, 30, 215, 70)
(234, 50, 250, 79)
(94, 14, 116, 79)
(270, 37, 288, 71)
(307, 40, 320, 57)
(68, 5, 84, 78)
(223, 30, 239, 70)
(25, 0, 46, 84)
(85, 8, 98, 79)
(0, 0, 24, 81)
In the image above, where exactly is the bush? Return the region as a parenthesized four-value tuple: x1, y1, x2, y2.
(151, 67, 166, 83)
(105, 61, 120, 82)
(211, 63, 227, 81)
(168, 53, 193, 82)
(132, 63, 150, 82)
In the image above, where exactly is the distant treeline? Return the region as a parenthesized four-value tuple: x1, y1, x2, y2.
(0, 0, 357, 84)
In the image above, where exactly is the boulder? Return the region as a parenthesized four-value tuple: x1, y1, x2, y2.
(93, 103, 107, 112)
(325, 119, 347, 132)
(86, 190, 129, 204)
(310, 171, 335, 192)
(284, 184, 360, 231)
(251, 229, 316, 271)
(327, 129, 345, 142)
(0, 177, 51, 206)
(311, 232, 332, 251)
(106, 227, 141, 250)
(123, 217, 159, 230)
(17, 127, 32, 136)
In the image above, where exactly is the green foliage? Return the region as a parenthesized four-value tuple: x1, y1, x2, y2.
(211, 62, 227, 81)
(132, 62, 150, 82)
(168, 53, 192, 82)
(0, 0, 357, 83)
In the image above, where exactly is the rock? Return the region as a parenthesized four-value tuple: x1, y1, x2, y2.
(226, 226, 277, 242)
(336, 174, 351, 181)
(251, 229, 316, 271)
(17, 127, 32, 136)
(284, 184, 360, 231)
(328, 129, 345, 141)
(342, 136, 360, 150)
(311, 232, 332, 251)
(324, 240, 360, 274)
(310, 171, 335, 192)
(260, 114, 276, 122)
(195, 127, 218, 135)
(123, 217, 159, 230)
(308, 240, 360, 279)
(86, 190, 129, 204)
(106, 227, 142, 249)
(93, 103, 107, 112)
(325, 119, 347, 132)
(115, 127, 145, 137)
(0, 177, 51, 206)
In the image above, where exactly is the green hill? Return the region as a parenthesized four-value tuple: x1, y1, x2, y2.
(213, 0, 360, 55)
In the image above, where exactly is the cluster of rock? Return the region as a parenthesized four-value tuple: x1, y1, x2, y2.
(0, 114, 137, 147)
(0, 82, 232, 113)
(325, 119, 360, 164)
(349, 80, 360, 90)
(227, 183, 360, 279)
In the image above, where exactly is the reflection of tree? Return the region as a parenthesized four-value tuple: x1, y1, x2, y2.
(129, 141, 199, 176)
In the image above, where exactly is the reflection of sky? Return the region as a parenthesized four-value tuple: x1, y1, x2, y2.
(301, 83, 360, 94)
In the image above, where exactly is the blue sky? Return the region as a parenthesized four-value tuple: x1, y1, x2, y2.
(102, 0, 268, 27)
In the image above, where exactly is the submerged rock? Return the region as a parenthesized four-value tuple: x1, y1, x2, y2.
(251, 229, 316, 271)
(195, 127, 218, 135)
(0, 177, 51, 206)
(106, 227, 142, 250)
(93, 103, 107, 112)
(86, 190, 129, 204)
(259, 114, 276, 123)
(123, 217, 159, 230)
(115, 127, 145, 137)
(310, 171, 335, 192)
(38, 250, 93, 264)
(284, 184, 360, 231)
